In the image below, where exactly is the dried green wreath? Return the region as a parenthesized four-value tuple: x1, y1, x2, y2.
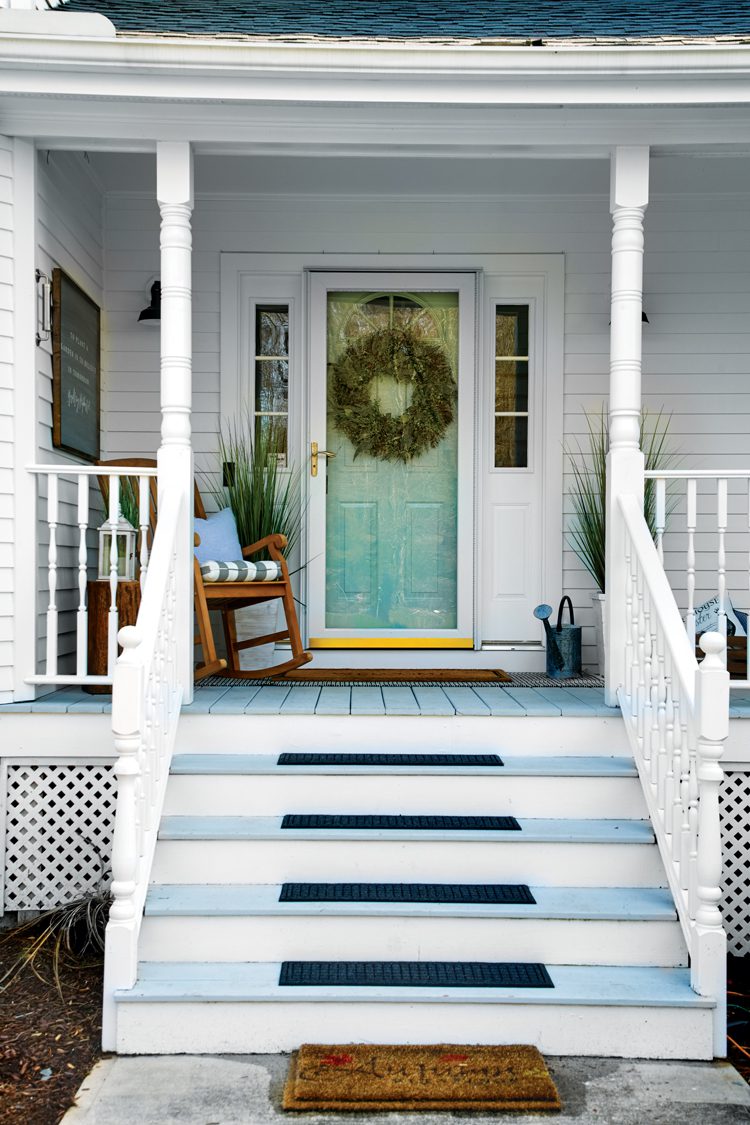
(328, 326, 456, 463)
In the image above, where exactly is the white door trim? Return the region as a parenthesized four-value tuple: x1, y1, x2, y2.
(220, 252, 564, 655)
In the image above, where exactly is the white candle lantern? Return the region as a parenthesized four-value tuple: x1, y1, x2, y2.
(98, 514, 137, 581)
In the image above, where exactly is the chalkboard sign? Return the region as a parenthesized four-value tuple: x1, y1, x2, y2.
(52, 268, 101, 462)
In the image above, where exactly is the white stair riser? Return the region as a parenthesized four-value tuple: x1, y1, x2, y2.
(178, 714, 629, 756)
(151, 840, 665, 887)
(116, 999, 713, 1058)
(138, 915, 687, 966)
(163, 774, 646, 819)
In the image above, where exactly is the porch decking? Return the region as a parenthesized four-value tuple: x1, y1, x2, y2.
(4, 684, 750, 718)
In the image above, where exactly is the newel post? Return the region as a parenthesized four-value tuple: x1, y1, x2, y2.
(156, 141, 194, 704)
(693, 631, 728, 1056)
(102, 625, 143, 1050)
(604, 146, 649, 706)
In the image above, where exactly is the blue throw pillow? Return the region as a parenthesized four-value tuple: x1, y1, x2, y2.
(194, 508, 243, 564)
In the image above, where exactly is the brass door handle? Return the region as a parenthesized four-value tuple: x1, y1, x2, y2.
(311, 441, 336, 477)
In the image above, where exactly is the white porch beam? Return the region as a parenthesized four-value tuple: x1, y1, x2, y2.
(604, 145, 649, 707)
(156, 140, 194, 704)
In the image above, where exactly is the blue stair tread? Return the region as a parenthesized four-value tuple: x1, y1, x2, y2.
(144, 884, 676, 920)
(158, 815, 653, 843)
(170, 753, 637, 777)
(117, 963, 712, 1007)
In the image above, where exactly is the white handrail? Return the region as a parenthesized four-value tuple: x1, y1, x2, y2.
(101, 487, 184, 1050)
(617, 493, 728, 1056)
(27, 464, 158, 686)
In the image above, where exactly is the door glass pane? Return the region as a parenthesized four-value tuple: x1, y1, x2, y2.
(255, 305, 289, 467)
(494, 305, 529, 468)
(325, 291, 459, 631)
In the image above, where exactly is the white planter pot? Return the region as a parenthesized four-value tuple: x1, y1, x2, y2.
(233, 602, 280, 672)
(592, 591, 606, 676)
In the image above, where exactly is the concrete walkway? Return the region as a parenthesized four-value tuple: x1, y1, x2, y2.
(63, 1054, 750, 1124)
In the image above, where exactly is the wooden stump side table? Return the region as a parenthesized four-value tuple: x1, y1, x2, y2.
(85, 579, 141, 694)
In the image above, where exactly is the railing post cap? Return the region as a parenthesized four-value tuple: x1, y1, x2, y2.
(699, 632, 726, 658)
(118, 624, 141, 650)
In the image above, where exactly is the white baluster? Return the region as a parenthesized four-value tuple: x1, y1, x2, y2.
(76, 475, 89, 678)
(679, 705, 692, 890)
(655, 625, 668, 800)
(108, 475, 121, 677)
(686, 477, 697, 646)
(639, 581, 651, 754)
(139, 474, 150, 589)
(45, 473, 58, 678)
(629, 543, 640, 716)
(716, 478, 728, 655)
(655, 477, 666, 565)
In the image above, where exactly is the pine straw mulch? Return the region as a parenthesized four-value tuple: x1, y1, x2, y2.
(0, 923, 105, 1125)
(728, 955, 750, 1083)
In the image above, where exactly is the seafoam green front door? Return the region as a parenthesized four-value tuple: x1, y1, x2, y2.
(307, 274, 475, 649)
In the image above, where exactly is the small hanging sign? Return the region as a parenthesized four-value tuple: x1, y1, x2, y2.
(52, 267, 101, 462)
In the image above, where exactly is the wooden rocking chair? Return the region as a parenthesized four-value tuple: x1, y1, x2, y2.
(97, 458, 311, 681)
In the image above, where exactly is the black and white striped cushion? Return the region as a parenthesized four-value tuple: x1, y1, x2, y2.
(200, 560, 282, 582)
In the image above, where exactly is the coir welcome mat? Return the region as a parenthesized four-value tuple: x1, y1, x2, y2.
(282, 1043, 561, 1113)
(279, 668, 512, 683)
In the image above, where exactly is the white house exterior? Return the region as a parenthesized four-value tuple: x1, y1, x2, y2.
(0, 0, 749, 1060)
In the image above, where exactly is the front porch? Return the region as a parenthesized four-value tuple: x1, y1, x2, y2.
(1, 21, 749, 1064)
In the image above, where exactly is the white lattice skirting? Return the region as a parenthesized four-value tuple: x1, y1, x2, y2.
(2, 763, 115, 912)
(721, 771, 750, 956)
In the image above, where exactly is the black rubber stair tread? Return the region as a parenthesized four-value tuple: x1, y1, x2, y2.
(279, 961, 553, 988)
(280, 814, 521, 831)
(277, 752, 504, 767)
(279, 882, 535, 904)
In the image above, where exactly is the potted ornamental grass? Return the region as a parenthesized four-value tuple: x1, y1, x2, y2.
(565, 406, 676, 673)
(203, 414, 304, 669)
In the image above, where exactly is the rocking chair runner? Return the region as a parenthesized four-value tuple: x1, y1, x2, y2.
(96, 459, 311, 681)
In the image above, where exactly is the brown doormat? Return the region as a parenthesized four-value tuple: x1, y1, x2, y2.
(282, 1043, 561, 1112)
(278, 668, 511, 683)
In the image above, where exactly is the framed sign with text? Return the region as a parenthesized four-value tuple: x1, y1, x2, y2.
(52, 268, 101, 462)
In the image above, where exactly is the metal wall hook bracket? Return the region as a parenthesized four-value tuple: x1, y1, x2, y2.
(35, 269, 52, 346)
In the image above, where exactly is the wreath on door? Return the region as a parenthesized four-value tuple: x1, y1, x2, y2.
(328, 326, 456, 463)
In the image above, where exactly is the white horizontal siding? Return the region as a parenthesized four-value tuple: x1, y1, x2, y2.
(99, 173, 750, 668)
(34, 152, 104, 678)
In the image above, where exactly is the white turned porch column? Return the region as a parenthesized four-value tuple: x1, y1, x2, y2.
(156, 141, 194, 703)
(605, 146, 649, 706)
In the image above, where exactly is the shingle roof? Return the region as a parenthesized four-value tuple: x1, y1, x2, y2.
(60, 1, 750, 42)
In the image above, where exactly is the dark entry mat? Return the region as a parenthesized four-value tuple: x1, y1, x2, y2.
(280, 814, 521, 831)
(279, 882, 535, 904)
(277, 752, 503, 767)
(279, 961, 553, 988)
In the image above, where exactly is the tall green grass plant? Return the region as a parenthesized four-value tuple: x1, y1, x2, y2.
(566, 406, 676, 592)
(203, 415, 303, 562)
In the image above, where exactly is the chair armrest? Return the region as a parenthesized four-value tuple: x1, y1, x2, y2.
(242, 533, 288, 560)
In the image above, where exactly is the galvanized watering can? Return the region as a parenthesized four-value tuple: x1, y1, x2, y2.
(534, 596, 582, 679)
